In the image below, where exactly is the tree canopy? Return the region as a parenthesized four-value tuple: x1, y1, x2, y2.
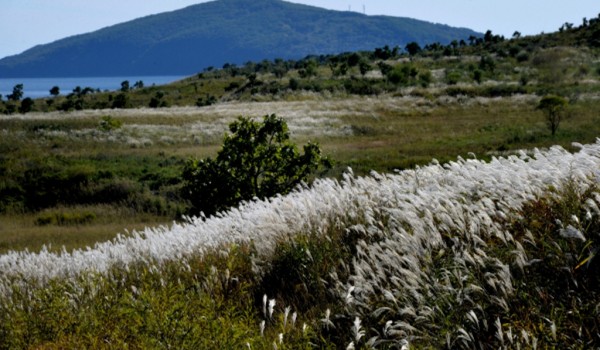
(182, 114, 330, 216)
(537, 95, 568, 136)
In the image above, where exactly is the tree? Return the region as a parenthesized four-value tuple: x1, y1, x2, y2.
(182, 114, 331, 216)
(537, 95, 568, 136)
(120, 80, 130, 92)
(347, 53, 361, 67)
(8, 84, 23, 101)
(49, 86, 60, 97)
(405, 42, 422, 56)
(358, 60, 371, 76)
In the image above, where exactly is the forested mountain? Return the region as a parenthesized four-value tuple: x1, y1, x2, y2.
(0, 0, 479, 77)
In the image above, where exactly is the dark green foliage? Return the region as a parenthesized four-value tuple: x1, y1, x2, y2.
(373, 45, 399, 60)
(358, 60, 371, 76)
(19, 161, 94, 211)
(405, 41, 422, 56)
(418, 70, 432, 87)
(386, 65, 418, 85)
(479, 55, 496, 72)
(196, 94, 217, 107)
(149, 91, 168, 108)
(344, 77, 379, 95)
(111, 93, 130, 109)
(298, 59, 318, 78)
(49, 86, 60, 97)
(472, 69, 483, 84)
(182, 114, 330, 217)
(19, 97, 34, 114)
(445, 70, 462, 85)
(120, 80, 130, 92)
(7, 84, 23, 101)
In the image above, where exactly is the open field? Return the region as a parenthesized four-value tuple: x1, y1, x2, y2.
(1, 92, 600, 253)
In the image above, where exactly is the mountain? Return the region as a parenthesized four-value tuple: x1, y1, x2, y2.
(0, 0, 480, 78)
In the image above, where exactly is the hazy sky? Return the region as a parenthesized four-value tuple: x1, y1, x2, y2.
(1, 0, 598, 59)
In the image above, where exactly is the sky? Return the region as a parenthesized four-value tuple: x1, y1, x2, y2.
(0, 0, 598, 59)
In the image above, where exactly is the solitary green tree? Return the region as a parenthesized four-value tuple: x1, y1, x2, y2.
(8, 84, 23, 101)
(120, 80, 130, 92)
(49, 86, 60, 97)
(182, 114, 330, 216)
(537, 95, 568, 136)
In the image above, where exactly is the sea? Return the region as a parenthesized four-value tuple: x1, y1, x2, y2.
(0, 76, 185, 99)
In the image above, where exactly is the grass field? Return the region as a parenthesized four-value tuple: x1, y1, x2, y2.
(1, 92, 600, 253)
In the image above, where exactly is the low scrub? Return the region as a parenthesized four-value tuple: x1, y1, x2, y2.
(35, 210, 96, 226)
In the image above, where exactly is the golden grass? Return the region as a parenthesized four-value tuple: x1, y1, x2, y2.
(0, 205, 171, 254)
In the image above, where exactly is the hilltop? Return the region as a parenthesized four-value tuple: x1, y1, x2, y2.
(0, 0, 479, 78)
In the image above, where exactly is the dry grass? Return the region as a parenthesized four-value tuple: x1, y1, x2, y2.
(0, 205, 171, 254)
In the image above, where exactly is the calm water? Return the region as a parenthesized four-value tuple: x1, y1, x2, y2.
(0, 76, 185, 99)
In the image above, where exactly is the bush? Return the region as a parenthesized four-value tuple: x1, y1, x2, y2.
(111, 93, 130, 109)
(35, 210, 96, 226)
(182, 114, 331, 216)
(445, 70, 462, 85)
(343, 78, 378, 95)
(98, 116, 123, 132)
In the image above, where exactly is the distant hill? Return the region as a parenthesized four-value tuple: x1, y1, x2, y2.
(0, 0, 480, 78)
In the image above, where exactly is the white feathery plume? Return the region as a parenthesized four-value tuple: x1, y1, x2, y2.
(268, 299, 276, 319)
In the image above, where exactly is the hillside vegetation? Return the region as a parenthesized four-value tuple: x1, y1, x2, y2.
(0, 0, 478, 77)
(0, 13, 599, 349)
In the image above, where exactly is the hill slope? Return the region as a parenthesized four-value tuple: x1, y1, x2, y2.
(0, 0, 479, 77)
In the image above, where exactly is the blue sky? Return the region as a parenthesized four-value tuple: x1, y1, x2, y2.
(1, 0, 598, 59)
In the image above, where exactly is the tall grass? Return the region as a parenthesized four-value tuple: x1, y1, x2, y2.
(1, 140, 599, 348)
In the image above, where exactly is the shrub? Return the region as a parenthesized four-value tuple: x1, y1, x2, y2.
(182, 114, 331, 216)
(445, 70, 462, 85)
(98, 116, 123, 132)
(35, 210, 96, 226)
(111, 93, 130, 109)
